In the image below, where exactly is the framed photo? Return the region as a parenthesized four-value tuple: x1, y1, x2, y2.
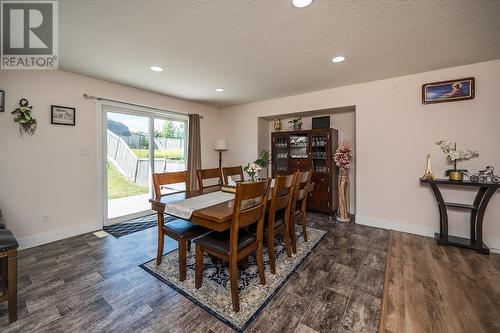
(422, 77, 475, 104)
(0, 90, 4, 112)
(51, 105, 76, 126)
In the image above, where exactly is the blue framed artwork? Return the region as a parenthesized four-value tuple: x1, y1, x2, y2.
(422, 77, 475, 104)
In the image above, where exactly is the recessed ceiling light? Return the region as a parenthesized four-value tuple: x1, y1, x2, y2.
(331, 56, 346, 63)
(215, 88, 225, 92)
(292, 0, 313, 8)
(150, 65, 163, 72)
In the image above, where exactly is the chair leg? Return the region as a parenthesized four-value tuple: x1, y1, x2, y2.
(195, 245, 204, 289)
(284, 225, 292, 258)
(178, 240, 187, 281)
(268, 234, 276, 275)
(257, 242, 266, 285)
(7, 249, 17, 323)
(301, 213, 308, 242)
(290, 218, 297, 254)
(156, 228, 165, 266)
(229, 257, 240, 312)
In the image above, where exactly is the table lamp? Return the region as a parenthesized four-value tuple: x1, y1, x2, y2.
(214, 139, 228, 169)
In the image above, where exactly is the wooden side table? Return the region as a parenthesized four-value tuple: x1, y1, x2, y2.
(420, 178, 499, 254)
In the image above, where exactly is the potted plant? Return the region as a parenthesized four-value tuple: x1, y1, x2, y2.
(11, 98, 37, 136)
(436, 140, 479, 181)
(288, 117, 303, 131)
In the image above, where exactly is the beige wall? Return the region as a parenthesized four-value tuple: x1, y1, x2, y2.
(263, 110, 356, 212)
(0, 70, 224, 248)
(222, 59, 500, 250)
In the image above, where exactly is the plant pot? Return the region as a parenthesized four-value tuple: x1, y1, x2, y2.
(449, 171, 464, 181)
(293, 124, 302, 131)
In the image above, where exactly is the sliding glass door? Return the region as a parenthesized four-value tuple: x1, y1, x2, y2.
(103, 105, 188, 225)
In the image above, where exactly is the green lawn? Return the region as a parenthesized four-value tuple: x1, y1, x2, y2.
(131, 149, 184, 160)
(107, 164, 148, 199)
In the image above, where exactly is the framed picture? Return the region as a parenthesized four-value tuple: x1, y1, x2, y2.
(422, 77, 475, 104)
(0, 90, 4, 112)
(51, 105, 76, 126)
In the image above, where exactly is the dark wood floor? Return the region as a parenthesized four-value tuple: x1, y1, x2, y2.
(0, 213, 389, 332)
(384, 231, 500, 333)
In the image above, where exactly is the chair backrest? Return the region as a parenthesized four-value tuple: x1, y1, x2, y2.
(153, 171, 190, 200)
(222, 166, 244, 185)
(230, 180, 270, 251)
(268, 174, 297, 229)
(291, 170, 312, 212)
(196, 168, 223, 193)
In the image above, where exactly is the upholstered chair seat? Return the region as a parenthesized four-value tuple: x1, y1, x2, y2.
(164, 219, 206, 239)
(0, 230, 18, 252)
(194, 230, 256, 255)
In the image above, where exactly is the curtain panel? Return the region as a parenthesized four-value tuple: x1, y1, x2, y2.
(187, 114, 202, 190)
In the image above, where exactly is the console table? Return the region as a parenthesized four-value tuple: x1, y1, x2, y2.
(420, 178, 499, 254)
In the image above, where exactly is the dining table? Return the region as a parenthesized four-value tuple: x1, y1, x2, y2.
(149, 186, 266, 232)
(149, 180, 313, 233)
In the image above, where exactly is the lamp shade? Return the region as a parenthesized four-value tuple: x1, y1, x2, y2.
(214, 138, 228, 151)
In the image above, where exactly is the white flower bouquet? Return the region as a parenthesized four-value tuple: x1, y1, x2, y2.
(244, 162, 262, 182)
(436, 140, 479, 178)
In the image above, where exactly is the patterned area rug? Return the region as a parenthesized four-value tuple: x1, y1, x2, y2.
(104, 213, 176, 238)
(141, 227, 326, 332)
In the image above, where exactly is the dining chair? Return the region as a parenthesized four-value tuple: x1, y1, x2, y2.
(0, 227, 18, 324)
(266, 173, 297, 274)
(196, 167, 223, 194)
(290, 170, 313, 253)
(194, 179, 271, 312)
(222, 166, 244, 185)
(153, 171, 207, 281)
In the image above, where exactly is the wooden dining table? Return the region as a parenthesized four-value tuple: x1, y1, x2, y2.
(149, 187, 266, 232)
(149, 181, 313, 233)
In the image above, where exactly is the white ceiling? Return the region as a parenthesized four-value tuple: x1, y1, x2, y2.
(59, 0, 500, 107)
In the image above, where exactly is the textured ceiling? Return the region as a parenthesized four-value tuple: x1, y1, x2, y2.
(59, 0, 500, 107)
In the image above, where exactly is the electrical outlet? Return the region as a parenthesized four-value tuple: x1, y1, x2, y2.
(80, 148, 90, 157)
(41, 215, 50, 223)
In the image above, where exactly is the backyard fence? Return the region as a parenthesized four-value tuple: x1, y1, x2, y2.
(107, 130, 185, 186)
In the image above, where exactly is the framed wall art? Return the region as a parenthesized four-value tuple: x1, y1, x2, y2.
(422, 77, 475, 104)
(51, 105, 76, 126)
(0, 90, 4, 112)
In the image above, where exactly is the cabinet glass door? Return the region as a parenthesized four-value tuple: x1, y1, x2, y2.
(274, 136, 288, 173)
(289, 134, 309, 159)
(311, 134, 328, 173)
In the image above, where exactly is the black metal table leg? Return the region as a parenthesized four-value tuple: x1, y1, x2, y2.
(470, 187, 487, 247)
(429, 183, 448, 243)
(475, 187, 496, 254)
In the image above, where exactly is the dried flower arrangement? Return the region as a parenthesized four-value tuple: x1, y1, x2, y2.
(334, 141, 352, 222)
(334, 141, 353, 175)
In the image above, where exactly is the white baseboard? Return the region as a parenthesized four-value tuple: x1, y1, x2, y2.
(17, 222, 102, 250)
(356, 215, 500, 254)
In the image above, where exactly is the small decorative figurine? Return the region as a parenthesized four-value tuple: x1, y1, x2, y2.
(469, 166, 500, 183)
(273, 118, 282, 132)
(422, 154, 435, 180)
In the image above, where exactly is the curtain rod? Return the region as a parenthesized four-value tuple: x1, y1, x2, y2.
(82, 93, 203, 119)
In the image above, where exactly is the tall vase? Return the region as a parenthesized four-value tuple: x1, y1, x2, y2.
(336, 171, 350, 222)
